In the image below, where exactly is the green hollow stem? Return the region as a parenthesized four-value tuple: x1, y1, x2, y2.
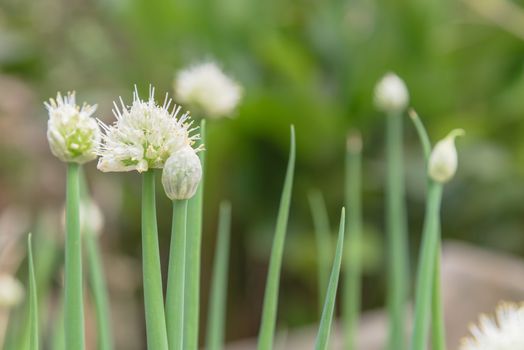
(257, 126, 296, 350)
(385, 112, 409, 350)
(206, 201, 232, 350)
(308, 190, 332, 313)
(28, 234, 38, 350)
(141, 171, 169, 350)
(315, 208, 345, 350)
(166, 199, 188, 350)
(343, 132, 363, 350)
(184, 119, 206, 350)
(431, 238, 446, 350)
(409, 181, 443, 350)
(85, 234, 113, 350)
(65, 162, 85, 350)
(79, 170, 114, 350)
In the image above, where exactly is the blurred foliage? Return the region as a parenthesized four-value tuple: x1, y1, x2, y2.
(2, 0, 524, 346)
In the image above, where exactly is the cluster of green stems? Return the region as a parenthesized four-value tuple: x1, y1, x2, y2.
(22, 101, 454, 350)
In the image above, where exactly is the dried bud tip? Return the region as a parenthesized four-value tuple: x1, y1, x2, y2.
(346, 131, 363, 153)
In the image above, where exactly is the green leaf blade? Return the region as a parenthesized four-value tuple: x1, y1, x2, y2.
(256, 125, 296, 350)
(308, 190, 332, 313)
(206, 201, 232, 350)
(315, 208, 345, 350)
(28, 234, 38, 350)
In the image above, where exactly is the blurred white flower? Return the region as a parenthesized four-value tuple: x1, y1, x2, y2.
(82, 199, 104, 236)
(174, 62, 242, 118)
(61, 199, 104, 236)
(45, 92, 100, 164)
(373, 73, 409, 113)
(0, 274, 24, 308)
(461, 302, 524, 350)
(97, 86, 199, 173)
(428, 129, 465, 183)
(162, 146, 202, 200)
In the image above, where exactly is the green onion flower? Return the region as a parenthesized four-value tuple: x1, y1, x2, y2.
(45, 92, 100, 164)
(98, 86, 200, 173)
(174, 62, 242, 119)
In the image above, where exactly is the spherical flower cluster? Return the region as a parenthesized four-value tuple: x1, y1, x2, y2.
(0, 274, 24, 308)
(45, 92, 100, 164)
(373, 73, 409, 113)
(174, 62, 242, 119)
(461, 302, 524, 350)
(428, 129, 464, 183)
(97, 86, 200, 173)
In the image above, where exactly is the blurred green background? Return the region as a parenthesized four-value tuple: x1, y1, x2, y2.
(2, 0, 524, 347)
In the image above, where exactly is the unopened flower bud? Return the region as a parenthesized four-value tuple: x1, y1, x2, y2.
(428, 129, 465, 183)
(162, 146, 202, 200)
(0, 274, 24, 308)
(374, 73, 409, 113)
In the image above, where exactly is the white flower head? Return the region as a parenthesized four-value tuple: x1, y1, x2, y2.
(373, 72, 409, 113)
(162, 146, 202, 200)
(460, 302, 524, 350)
(45, 92, 101, 164)
(82, 199, 104, 236)
(174, 62, 242, 118)
(97, 86, 200, 173)
(0, 274, 24, 308)
(428, 129, 465, 183)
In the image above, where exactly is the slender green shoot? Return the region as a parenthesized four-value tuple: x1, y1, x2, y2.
(408, 109, 431, 160)
(65, 162, 85, 350)
(308, 190, 332, 313)
(257, 125, 296, 350)
(79, 170, 114, 350)
(166, 199, 188, 350)
(141, 170, 169, 350)
(28, 234, 38, 350)
(409, 181, 443, 350)
(3, 214, 60, 350)
(431, 238, 446, 350)
(185, 119, 206, 350)
(385, 111, 409, 350)
(343, 132, 363, 350)
(315, 208, 346, 350)
(206, 201, 232, 350)
(85, 234, 113, 350)
(409, 109, 447, 350)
